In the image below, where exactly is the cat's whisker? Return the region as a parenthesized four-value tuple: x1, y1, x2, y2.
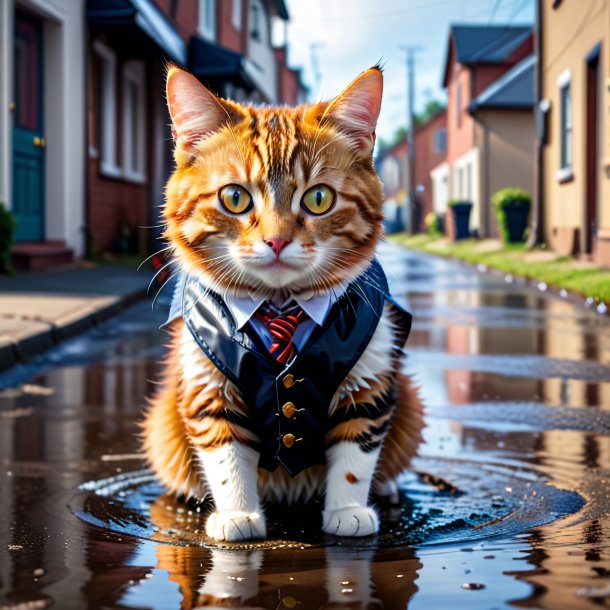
(138, 245, 173, 271)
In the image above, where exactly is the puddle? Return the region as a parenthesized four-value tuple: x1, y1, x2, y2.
(70, 459, 584, 550)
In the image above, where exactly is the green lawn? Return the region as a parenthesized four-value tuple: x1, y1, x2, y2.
(388, 234, 610, 304)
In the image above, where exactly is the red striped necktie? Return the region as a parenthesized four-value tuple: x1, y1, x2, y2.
(255, 302, 308, 364)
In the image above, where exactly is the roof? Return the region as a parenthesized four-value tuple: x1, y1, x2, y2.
(87, 0, 187, 65)
(442, 24, 532, 86)
(272, 0, 289, 19)
(469, 54, 535, 111)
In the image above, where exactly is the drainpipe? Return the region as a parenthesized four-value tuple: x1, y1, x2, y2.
(468, 104, 490, 237)
(84, 22, 91, 259)
(527, 0, 545, 248)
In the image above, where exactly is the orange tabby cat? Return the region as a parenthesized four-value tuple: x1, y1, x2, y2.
(143, 65, 423, 541)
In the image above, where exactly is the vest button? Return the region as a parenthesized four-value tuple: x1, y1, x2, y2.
(282, 374, 303, 388)
(282, 433, 296, 448)
(282, 374, 295, 388)
(281, 402, 297, 418)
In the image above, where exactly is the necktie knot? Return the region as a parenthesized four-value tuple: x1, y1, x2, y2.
(256, 302, 308, 364)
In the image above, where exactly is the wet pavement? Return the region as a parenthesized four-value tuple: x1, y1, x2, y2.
(1, 243, 610, 609)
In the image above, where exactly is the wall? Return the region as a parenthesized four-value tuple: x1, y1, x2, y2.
(541, 0, 610, 264)
(474, 109, 535, 237)
(413, 110, 447, 223)
(152, 0, 198, 44)
(446, 52, 475, 166)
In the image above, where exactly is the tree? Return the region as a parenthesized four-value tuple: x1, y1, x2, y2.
(377, 126, 407, 153)
(415, 99, 445, 125)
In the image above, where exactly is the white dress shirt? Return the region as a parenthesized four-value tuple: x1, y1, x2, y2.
(224, 285, 346, 352)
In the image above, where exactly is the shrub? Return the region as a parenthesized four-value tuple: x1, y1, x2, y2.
(424, 212, 441, 237)
(0, 203, 16, 275)
(492, 188, 531, 243)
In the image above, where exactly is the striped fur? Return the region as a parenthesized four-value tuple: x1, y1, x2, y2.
(142, 67, 424, 540)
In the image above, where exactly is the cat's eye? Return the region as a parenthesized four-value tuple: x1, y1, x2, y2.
(301, 185, 335, 216)
(219, 184, 253, 215)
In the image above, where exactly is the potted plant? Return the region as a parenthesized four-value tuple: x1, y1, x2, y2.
(492, 188, 531, 243)
(0, 202, 16, 275)
(448, 200, 472, 241)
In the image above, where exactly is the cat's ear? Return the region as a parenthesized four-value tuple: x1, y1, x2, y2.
(166, 67, 238, 151)
(319, 67, 383, 155)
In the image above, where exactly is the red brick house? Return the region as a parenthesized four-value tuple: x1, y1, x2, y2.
(413, 109, 447, 231)
(442, 24, 534, 236)
(85, 0, 301, 257)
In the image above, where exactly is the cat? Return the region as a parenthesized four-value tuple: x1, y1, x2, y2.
(142, 65, 424, 542)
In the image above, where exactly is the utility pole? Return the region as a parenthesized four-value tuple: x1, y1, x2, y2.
(400, 45, 422, 233)
(310, 43, 325, 100)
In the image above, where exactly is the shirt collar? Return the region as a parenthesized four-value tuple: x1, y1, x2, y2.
(224, 284, 347, 330)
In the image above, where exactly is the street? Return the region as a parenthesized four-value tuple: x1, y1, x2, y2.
(1, 242, 609, 609)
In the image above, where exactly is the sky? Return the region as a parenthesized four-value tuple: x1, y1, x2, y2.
(282, 0, 534, 143)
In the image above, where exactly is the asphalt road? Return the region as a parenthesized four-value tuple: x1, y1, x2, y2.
(1, 242, 609, 609)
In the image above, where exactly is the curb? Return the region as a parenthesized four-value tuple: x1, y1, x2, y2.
(0, 288, 148, 373)
(393, 242, 610, 316)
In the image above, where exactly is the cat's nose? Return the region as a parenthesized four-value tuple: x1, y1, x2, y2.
(265, 238, 291, 257)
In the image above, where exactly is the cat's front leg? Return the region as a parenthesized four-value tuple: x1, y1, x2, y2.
(322, 441, 382, 537)
(197, 442, 266, 541)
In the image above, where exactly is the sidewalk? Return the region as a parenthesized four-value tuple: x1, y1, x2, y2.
(0, 263, 152, 371)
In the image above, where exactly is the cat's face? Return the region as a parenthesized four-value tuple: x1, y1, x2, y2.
(164, 67, 384, 295)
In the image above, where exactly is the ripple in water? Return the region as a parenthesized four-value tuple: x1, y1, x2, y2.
(70, 457, 584, 550)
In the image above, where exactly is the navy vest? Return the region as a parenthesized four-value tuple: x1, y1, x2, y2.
(167, 259, 412, 476)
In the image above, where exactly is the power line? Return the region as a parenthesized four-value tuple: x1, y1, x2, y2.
(488, 0, 503, 24)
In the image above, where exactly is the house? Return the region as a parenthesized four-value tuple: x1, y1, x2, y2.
(468, 54, 536, 237)
(537, 0, 610, 267)
(1, 0, 303, 267)
(189, 0, 291, 104)
(413, 109, 447, 231)
(0, 0, 87, 269)
(442, 24, 534, 236)
(377, 141, 408, 233)
(86, 0, 296, 258)
(377, 109, 447, 234)
(86, 0, 189, 258)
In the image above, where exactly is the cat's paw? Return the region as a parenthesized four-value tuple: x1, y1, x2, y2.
(322, 505, 379, 537)
(205, 510, 266, 542)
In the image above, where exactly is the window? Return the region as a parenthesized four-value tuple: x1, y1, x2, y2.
(93, 41, 120, 178)
(456, 83, 462, 129)
(250, 1, 261, 41)
(434, 127, 447, 154)
(199, 0, 216, 41)
(557, 69, 573, 180)
(232, 0, 241, 30)
(121, 61, 146, 183)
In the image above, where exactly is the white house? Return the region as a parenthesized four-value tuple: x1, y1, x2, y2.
(0, 0, 86, 267)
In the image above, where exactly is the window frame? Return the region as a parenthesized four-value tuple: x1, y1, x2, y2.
(232, 0, 242, 30)
(434, 127, 447, 154)
(121, 60, 147, 184)
(199, 0, 217, 41)
(93, 40, 121, 178)
(456, 82, 462, 129)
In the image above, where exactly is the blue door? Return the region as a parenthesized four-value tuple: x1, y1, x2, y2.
(12, 11, 45, 242)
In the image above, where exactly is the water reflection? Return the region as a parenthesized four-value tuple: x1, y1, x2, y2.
(121, 543, 421, 609)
